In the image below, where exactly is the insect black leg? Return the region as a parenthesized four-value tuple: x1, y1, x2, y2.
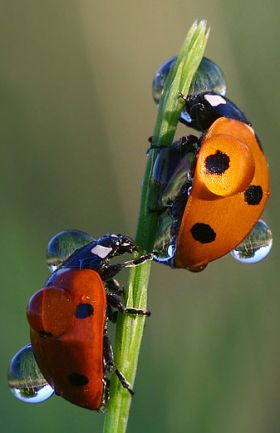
(104, 334, 115, 372)
(178, 90, 188, 102)
(103, 335, 134, 395)
(106, 279, 123, 322)
(114, 370, 134, 396)
(124, 307, 151, 316)
(101, 253, 154, 281)
(107, 304, 118, 322)
(104, 378, 111, 405)
(107, 292, 151, 316)
(147, 133, 198, 155)
(122, 253, 154, 267)
(175, 134, 199, 151)
(106, 278, 124, 295)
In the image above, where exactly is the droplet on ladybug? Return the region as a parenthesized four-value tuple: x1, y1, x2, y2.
(152, 56, 226, 107)
(230, 219, 272, 264)
(46, 229, 94, 271)
(8, 344, 54, 403)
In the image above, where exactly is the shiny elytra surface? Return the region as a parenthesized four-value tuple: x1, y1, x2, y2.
(27, 268, 106, 410)
(175, 118, 270, 270)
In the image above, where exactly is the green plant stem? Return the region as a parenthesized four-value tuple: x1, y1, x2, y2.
(102, 20, 209, 433)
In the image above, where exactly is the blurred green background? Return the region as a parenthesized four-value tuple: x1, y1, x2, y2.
(1, 1, 279, 432)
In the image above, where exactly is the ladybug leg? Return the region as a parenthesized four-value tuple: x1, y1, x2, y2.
(104, 378, 111, 405)
(114, 370, 134, 395)
(147, 133, 198, 155)
(178, 90, 188, 102)
(106, 278, 124, 295)
(103, 335, 134, 395)
(106, 279, 123, 321)
(103, 334, 115, 372)
(121, 252, 154, 268)
(106, 278, 150, 319)
(107, 304, 118, 322)
(149, 135, 198, 214)
(107, 291, 151, 316)
(101, 253, 154, 281)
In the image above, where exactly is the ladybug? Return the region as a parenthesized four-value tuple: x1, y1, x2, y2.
(152, 91, 270, 271)
(27, 233, 152, 410)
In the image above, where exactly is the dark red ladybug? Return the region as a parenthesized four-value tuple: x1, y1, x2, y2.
(27, 233, 152, 410)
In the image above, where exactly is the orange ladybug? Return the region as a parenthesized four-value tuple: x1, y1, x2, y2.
(152, 92, 270, 271)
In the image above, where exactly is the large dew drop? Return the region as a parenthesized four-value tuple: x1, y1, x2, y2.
(230, 219, 272, 264)
(152, 56, 226, 105)
(8, 344, 54, 403)
(46, 229, 94, 271)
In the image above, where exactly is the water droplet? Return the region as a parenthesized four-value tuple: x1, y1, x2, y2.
(152, 56, 226, 104)
(188, 57, 226, 97)
(8, 344, 54, 403)
(230, 219, 272, 264)
(46, 229, 94, 271)
(152, 56, 177, 104)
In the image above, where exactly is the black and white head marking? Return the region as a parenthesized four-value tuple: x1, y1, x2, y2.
(204, 94, 227, 107)
(90, 245, 113, 259)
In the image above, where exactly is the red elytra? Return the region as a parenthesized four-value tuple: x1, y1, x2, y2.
(175, 117, 270, 271)
(27, 268, 106, 410)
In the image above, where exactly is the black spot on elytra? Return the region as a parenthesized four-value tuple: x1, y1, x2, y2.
(205, 150, 230, 175)
(39, 330, 53, 338)
(191, 223, 216, 244)
(69, 373, 89, 387)
(75, 303, 94, 319)
(244, 185, 263, 205)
